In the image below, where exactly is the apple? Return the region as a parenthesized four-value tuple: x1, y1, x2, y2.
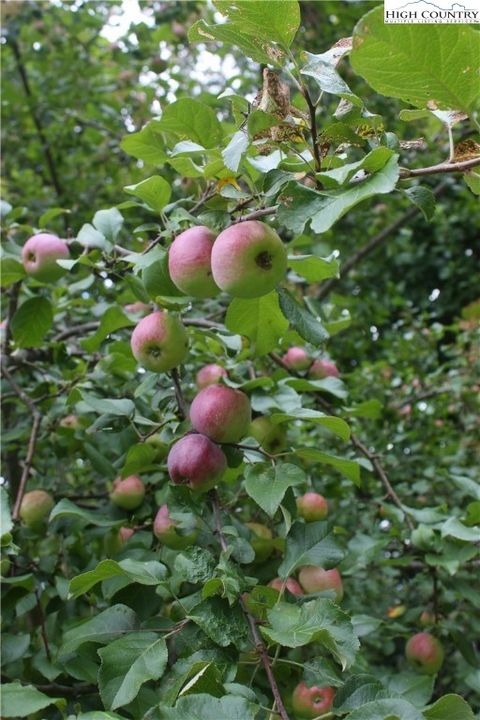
(130, 311, 188, 372)
(21, 233, 70, 282)
(292, 681, 335, 718)
(110, 476, 145, 510)
(153, 504, 197, 549)
(211, 220, 287, 298)
(19, 490, 54, 529)
(0, 558, 11, 576)
(59, 414, 80, 430)
(405, 632, 444, 675)
(420, 610, 435, 626)
(167, 433, 227, 491)
(190, 384, 251, 444)
(296, 492, 328, 522)
(249, 416, 287, 454)
(282, 347, 311, 371)
(168, 225, 219, 298)
(104, 527, 135, 555)
(196, 363, 228, 389)
(268, 577, 304, 596)
(309, 359, 339, 379)
(298, 566, 343, 602)
(124, 301, 150, 315)
(246, 521, 273, 562)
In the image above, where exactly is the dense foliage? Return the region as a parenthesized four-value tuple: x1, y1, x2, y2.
(1, 2, 479, 719)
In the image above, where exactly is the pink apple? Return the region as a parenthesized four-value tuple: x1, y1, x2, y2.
(211, 220, 287, 298)
(190, 384, 251, 444)
(282, 347, 311, 371)
(59, 414, 80, 429)
(405, 632, 444, 675)
(22, 233, 69, 282)
(296, 492, 328, 522)
(153, 503, 197, 549)
(309, 359, 339, 379)
(167, 433, 227, 491)
(292, 681, 335, 718)
(298, 566, 343, 602)
(19, 490, 54, 529)
(168, 225, 219, 298)
(130, 311, 188, 372)
(110, 476, 145, 510)
(268, 577, 304, 596)
(196, 364, 228, 389)
(104, 526, 135, 555)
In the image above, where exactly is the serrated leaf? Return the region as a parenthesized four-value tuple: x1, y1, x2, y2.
(334, 674, 389, 712)
(156, 99, 222, 149)
(156, 693, 259, 720)
(61, 604, 139, 655)
(345, 698, 422, 720)
(225, 292, 288, 356)
(98, 633, 168, 710)
(244, 463, 306, 517)
(278, 520, 345, 578)
(11, 297, 53, 348)
(120, 120, 167, 164)
(423, 694, 475, 720)
(69, 559, 167, 598)
(187, 598, 249, 650)
(278, 288, 329, 346)
(124, 176, 171, 213)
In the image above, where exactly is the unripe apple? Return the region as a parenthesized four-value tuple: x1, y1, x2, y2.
(249, 416, 287, 454)
(405, 632, 444, 675)
(268, 577, 304, 596)
(298, 566, 343, 602)
(104, 526, 135, 555)
(296, 492, 328, 522)
(190, 384, 251, 444)
(153, 504, 197, 549)
(130, 311, 188, 372)
(22, 233, 70, 282)
(167, 433, 227, 491)
(292, 681, 335, 718)
(211, 220, 287, 298)
(309, 359, 339, 379)
(419, 610, 435, 626)
(282, 347, 311, 371)
(246, 522, 273, 562)
(110, 476, 145, 510)
(19, 490, 54, 530)
(196, 364, 228, 389)
(0, 558, 11, 576)
(168, 226, 219, 298)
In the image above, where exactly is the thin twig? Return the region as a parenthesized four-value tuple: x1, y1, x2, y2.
(302, 86, 322, 174)
(1, 281, 21, 356)
(430, 566, 440, 623)
(210, 491, 291, 720)
(35, 588, 52, 662)
(170, 368, 188, 420)
(234, 206, 278, 224)
(53, 321, 100, 342)
(399, 156, 480, 178)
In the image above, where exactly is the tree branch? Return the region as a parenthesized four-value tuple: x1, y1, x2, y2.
(399, 156, 480, 178)
(210, 491, 291, 720)
(234, 206, 278, 223)
(1, 281, 21, 357)
(170, 368, 188, 420)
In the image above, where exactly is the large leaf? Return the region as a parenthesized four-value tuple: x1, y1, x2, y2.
(187, 598, 249, 650)
(295, 448, 361, 486)
(278, 520, 345, 578)
(272, 407, 350, 441)
(289, 253, 339, 282)
(156, 693, 259, 720)
(334, 674, 389, 712)
(351, 8, 479, 113)
(225, 292, 288, 356)
(423, 694, 475, 720)
(11, 297, 53, 348)
(0, 257, 26, 287)
(81, 306, 134, 352)
(98, 633, 168, 710)
(61, 604, 139, 654)
(244, 463, 306, 517)
(263, 598, 359, 670)
(345, 698, 422, 720)
(301, 38, 360, 105)
(93, 208, 124, 242)
(69, 559, 167, 598)
(156, 99, 222, 149)
(49, 499, 119, 528)
(124, 176, 171, 213)
(0, 682, 61, 718)
(120, 121, 167, 164)
(278, 288, 329, 345)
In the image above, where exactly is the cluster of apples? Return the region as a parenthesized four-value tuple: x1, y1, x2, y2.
(282, 345, 339, 379)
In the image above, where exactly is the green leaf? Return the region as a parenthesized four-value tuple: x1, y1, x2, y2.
(277, 155, 399, 234)
(156, 99, 222, 149)
(278, 520, 345, 578)
(122, 443, 157, 477)
(1, 486, 13, 538)
(278, 288, 329, 345)
(69, 559, 167, 598)
(272, 408, 350, 442)
(124, 176, 171, 213)
(120, 120, 167, 164)
(222, 130, 249, 172)
(1, 634, 30, 666)
(423, 694, 475, 720)
(157, 693, 259, 720)
(187, 598, 249, 649)
(441, 517, 480, 543)
(351, 8, 480, 113)
(11, 297, 53, 348)
(244, 463, 306, 517)
(301, 39, 361, 105)
(295, 448, 361, 485)
(345, 399, 383, 419)
(0, 682, 61, 718)
(98, 633, 168, 710)
(289, 253, 339, 282)
(50, 499, 119, 528)
(345, 698, 422, 720)
(0, 258, 26, 287)
(93, 208, 124, 242)
(80, 393, 135, 418)
(317, 147, 394, 189)
(334, 674, 389, 712)
(76, 222, 108, 249)
(404, 187, 436, 221)
(386, 673, 434, 708)
(464, 169, 480, 196)
(247, 110, 279, 138)
(38, 206, 70, 227)
(214, 0, 300, 47)
(81, 306, 134, 352)
(225, 292, 289, 356)
(61, 604, 139, 655)
(142, 252, 184, 299)
(263, 598, 358, 670)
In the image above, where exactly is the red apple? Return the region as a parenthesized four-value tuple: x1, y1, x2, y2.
(190, 384, 251, 444)
(309, 359, 339, 379)
(22, 233, 69, 282)
(110, 476, 145, 510)
(104, 526, 135, 555)
(19, 490, 54, 530)
(296, 492, 328, 522)
(167, 433, 227, 491)
(130, 311, 188, 372)
(211, 220, 287, 298)
(196, 364, 228, 389)
(168, 225, 219, 298)
(292, 681, 335, 718)
(405, 632, 444, 675)
(298, 566, 343, 602)
(249, 416, 287, 454)
(282, 347, 311, 371)
(268, 577, 304, 596)
(153, 504, 197, 549)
